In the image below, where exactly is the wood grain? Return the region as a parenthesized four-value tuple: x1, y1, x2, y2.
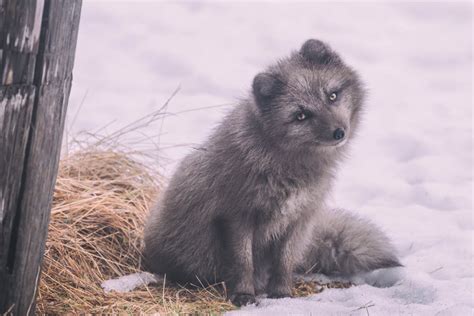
(0, 1, 82, 314)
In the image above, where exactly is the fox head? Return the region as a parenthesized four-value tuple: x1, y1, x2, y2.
(251, 39, 365, 152)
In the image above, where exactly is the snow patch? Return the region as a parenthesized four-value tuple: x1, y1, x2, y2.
(101, 272, 161, 293)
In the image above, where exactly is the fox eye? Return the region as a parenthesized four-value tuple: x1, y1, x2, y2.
(295, 111, 311, 121)
(329, 92, 337, 102)
(296, 112, 306, 121)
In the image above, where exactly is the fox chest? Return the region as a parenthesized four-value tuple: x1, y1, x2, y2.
(255, 187, 318, 244)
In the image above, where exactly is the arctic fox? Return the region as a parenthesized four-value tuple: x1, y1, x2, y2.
(143, 39, 400, 306)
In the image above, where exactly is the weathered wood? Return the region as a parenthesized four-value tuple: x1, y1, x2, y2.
(0, 86, 36, 301)
(0, 1, 82, 314)
(0, 0, 44, 85)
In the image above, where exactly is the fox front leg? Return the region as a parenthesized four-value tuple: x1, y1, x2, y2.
(219, 219, 256, 306)
(267, 223, 301, 298)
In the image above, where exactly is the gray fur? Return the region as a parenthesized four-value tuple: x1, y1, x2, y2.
(143, 39, 396, 306)
(297, 208, 402, 276)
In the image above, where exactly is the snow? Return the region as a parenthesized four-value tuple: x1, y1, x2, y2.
(101, 272, 159, 293)
(72, 1, 472, 314)
(231, 267, 473, 315)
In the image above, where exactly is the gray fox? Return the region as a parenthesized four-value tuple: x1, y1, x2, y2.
(143, 39, 401, 306)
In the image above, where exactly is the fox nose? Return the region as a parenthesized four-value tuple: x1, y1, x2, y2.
(333, 128, 345, 140)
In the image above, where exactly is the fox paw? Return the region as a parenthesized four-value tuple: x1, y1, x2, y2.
(268, 293, 291, 298)
(268, 291, 292, 299)
(231, 293, 256, 306)
(267, 286, 292, 299)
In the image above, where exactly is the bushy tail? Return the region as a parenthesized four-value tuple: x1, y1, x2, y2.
(297, 208, 402, 276)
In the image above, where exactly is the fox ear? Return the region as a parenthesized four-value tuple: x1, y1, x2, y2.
(300, 39, 339, 65)
(252, 72, 285, 108)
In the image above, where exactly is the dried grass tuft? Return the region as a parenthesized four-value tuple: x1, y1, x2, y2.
(36, 147, 236, 314)
(292, 279, 352, 298)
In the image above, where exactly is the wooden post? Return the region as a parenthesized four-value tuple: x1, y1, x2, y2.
(0, 1, 82, 314)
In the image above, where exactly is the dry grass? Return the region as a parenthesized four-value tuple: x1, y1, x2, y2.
(36, 148, 236, 314)
(292, 279, 352, 297)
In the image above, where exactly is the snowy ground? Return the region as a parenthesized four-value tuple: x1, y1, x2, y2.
(70, 1, 473, 315)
